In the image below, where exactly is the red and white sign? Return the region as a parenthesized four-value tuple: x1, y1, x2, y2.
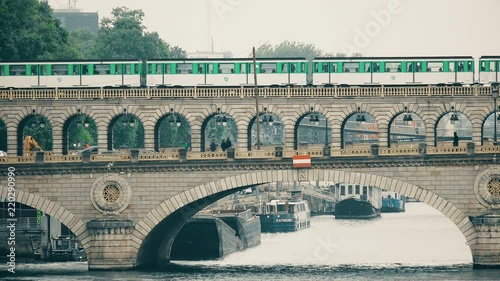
(292, 155, 311, 168)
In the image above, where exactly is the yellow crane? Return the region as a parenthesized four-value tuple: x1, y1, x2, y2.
(24, 135, 43, 153)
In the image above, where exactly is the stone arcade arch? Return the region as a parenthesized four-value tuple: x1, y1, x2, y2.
(132, 169, 476, 269)
(0, 185, 89, 258)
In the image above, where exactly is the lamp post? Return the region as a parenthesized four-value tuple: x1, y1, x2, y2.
(493, 86, 499, 145)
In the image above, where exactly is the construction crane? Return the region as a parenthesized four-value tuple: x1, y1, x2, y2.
(24, 136, 43, 153)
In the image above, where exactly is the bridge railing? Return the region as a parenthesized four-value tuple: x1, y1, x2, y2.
(1, 85, 495, 100)
(4, 143, 500, 165)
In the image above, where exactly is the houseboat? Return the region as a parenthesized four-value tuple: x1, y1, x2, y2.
(258, 190, 311, 232)
(333, 183, 382, 219)
(381, 190, 406, 212)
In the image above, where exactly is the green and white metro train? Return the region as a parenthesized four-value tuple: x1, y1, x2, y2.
(0, 55, 498, 88)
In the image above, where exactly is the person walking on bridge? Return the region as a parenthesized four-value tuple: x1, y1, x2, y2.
(453, 132, 459, 147)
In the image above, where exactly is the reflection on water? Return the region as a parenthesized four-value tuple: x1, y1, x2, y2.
(1, 203, 499, 280)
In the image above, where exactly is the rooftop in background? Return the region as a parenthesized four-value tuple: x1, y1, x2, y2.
(53, 10, 99, 34)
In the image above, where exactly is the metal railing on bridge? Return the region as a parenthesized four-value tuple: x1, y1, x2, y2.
(0, 85, 494, 100)
(1, 143, 499, 165)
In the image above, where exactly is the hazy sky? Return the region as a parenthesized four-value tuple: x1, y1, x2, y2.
(48, 0, 499, 58)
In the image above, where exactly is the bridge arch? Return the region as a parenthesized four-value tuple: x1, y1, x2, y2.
(388, 106, 425, 148)
(293, 106, 331, 150)
(341, 106, 379, 149)
(17, 113, 53, 156)
(0, 185, 90, 256)
(106, 110, 144, 151)
(154, 110, 191, 152)
(62, 112, 97, 155)
(434, 109, 472, 146)
(132, 169, 476, 268)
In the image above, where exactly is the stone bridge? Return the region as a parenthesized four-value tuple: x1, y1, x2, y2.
(0, 86, 499, 270)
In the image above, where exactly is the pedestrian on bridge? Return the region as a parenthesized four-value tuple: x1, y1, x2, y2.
(210, 139, 217, 152)
(453, 132, 459, 147)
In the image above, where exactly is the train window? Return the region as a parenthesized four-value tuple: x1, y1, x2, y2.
(219, 63, 234, 74)
(457, 62, 465, 72)
(147, 64, 153, 74)
(155, 65, 163, 74)
(82, 65, 89, 75)
(115, 65, 122, 74)
(331, 64, 337, 72)
(343, 62, 358, 73)
(291, 63, 297, 73)
(72, 65, 80, 75)
(282, 64, 288, 73)
(42, 65, 50, 75)
(367, 63, 380, 72)
(30, 65, 37, 75)
(249, 63, 255, 73)
(322, 63, 328, 72)
(94, 64, 110, 75)
(198, 64, 204, 74)
(0, 66, 3, 76)
(427, 62, 443, 72)
(385, 62, 401, 72)
(125, 64, 137, 74)
(165, 64, 172, 74)
(260, 63, 276, 73)
(448, 62, 454, 72)
(314, 62, 319, 73)
(10, 65, 26, 75)
(52, 65, 68, 75)
(415, 62, 422, 72)
(176, 63, 192, 74)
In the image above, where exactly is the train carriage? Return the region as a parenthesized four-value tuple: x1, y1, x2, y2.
(311, 56, 475, 86)
(479, 56, 500, 84)
(0, 59, 144, 88)
(146, 57, 308, 87)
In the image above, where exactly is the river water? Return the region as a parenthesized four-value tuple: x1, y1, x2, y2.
(1, 203, 499, 280)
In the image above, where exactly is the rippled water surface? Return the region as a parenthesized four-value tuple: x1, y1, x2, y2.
(1, 203, 499, 280)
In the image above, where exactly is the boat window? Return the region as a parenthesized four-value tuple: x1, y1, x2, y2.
(277, 204, 287, 212)
(288, 205, 296, 213)
(176, 63, 192, 74)
(94, 64, 110, 75)
(385, 62, 401, 72)
(355, 185, 360, 194)
(268, 205, 276, 213)
(363, 186, 367, 195)
(348, 185, 353, 195)
(52, 65, 68, 75)
(219, 63, 234, 74)
(340, 185, 345, 195)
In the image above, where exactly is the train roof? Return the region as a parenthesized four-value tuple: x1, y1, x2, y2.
(0, 57, 308, 64)
(314, 56, 474, 60)
(479, 56, 500, 59)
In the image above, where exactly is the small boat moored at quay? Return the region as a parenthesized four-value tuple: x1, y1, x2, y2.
(258, 190, 311, 233)
(381, 190, 406, 213)
(333, 183, 382, 219)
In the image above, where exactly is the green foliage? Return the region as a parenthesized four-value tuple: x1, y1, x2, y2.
(67, 115, 98, 149)
(254, 41, 325, 59)
(158, 116, 191, 149)
(254, 41, 363, 59)
(112, 115, 144, 149)
(0, 0, 79, 60)
(23, 115, 52, 151)
(68, 29, 97, 59)
(91, 7, 186, 59)
(204, 116, 238, 150)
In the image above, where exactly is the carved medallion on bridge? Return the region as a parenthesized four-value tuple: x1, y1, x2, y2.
(474, 168, 500, 209)
(90, 175, 131, 215)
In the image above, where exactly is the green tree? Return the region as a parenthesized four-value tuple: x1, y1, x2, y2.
(68, 29, 97, 59)
(92, 7, 186, 59)
(23, 115, 52, 151)
(0, 0, 79, 60)
(254, 41, 326, 59)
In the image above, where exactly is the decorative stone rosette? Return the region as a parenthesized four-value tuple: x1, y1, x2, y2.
(474, 168, 500, 209)
(90, 174, 131, 215)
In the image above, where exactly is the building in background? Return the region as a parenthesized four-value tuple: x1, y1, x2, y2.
(53, 9, 99, 34)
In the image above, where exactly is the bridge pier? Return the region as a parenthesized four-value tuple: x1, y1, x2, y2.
(86, 219, 137, 270)
(470, 212, 500, 269)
